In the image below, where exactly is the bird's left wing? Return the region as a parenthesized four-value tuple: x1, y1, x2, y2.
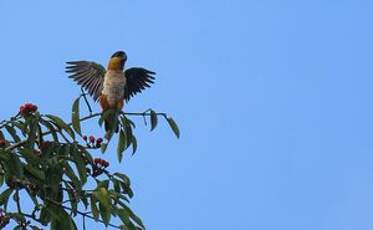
(124, 67, 156, 101)
(65, 61, 106, 102)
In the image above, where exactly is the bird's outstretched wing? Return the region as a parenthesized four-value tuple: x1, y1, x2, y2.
(124, 67, 155, 101)
(65, 61, 106, 102)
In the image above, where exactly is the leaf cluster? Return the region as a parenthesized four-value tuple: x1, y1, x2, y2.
(0, 96, 179, 229)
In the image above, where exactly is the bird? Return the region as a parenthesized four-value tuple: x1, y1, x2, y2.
(65, 50, 155, 131)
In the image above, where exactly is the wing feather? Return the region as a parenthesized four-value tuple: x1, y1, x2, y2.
(124, 67, 155, 101)
(65, 61, 106, 102)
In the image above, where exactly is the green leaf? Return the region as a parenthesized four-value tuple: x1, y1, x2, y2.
(125, 117, 136, 129)
(97, 180, 110, 190)
(131, 135, 138, 156)
(45, 114, 75, 140)
(125, 122, 133, 148)
(100, 143, 108, 153)
(82, 194, 89, 209)
(39, 119, 59, 142)
(0, 188, 13, 206)
(71, 97, 82, 136)
(25, 164, 45, 181)
(166, 117, 180, 138)
(5, 125, 20, 142)
(99, 202, 111, 227)
(90, 195, 99, 220)
(19, 148, 41, 165)
(70, 145, 87, 185)
(77, 145, 93, 163)
(25, 118, 38, 147)
(114, 179, 121, 193)
(116, 208, 138, 230)
(0, 175, 4, 187)
(117, 130, 127, 162)
(99, 109, 115, 127)
(64, 163, 81, 190)
(117, 194, 130, 204)
(12, 121, 26, 137)
(0, 149, 10, 161)
(122, 205, 146, 229)
(39, 207, 51, 225)
(8, 153, 24, 178)
(119, 181, 134, 198)
(67, 188, 78, 216)
(150, 110, 158, 131)
(93, 187, 111, 209)
(50, 207, 77, 230)
(114, 173, 131, 187)
(9, 212, 26, 223)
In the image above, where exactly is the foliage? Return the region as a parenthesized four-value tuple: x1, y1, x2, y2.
(0, 94, 179, 230)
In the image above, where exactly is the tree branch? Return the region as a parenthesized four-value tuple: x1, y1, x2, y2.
(47, 199, 122, 229)
(4, 110, 168, 151)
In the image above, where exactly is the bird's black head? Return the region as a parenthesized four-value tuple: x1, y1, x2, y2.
(111, 51, 127, 61)
(108, 50, 127, 70)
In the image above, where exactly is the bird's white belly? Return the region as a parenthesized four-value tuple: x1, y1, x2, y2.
(102, 71, 126, 106)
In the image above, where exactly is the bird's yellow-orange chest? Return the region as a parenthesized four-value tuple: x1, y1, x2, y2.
(101, 70, 126, 109)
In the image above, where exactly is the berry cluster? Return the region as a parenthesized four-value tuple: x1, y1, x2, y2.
(19, 103, 38, 116)
(92, 158, 109, 177)
(83, 135, 103, 148)
(93, 158, 109, 168)
(0, 139, 6, 147)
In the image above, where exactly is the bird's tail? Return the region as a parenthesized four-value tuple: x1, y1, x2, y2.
(100, 96, 121, 133)
(104, 113, 119, 133)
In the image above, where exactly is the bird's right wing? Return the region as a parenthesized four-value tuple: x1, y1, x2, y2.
(124, 67, 155, 102)
(65, 61, 106, 102)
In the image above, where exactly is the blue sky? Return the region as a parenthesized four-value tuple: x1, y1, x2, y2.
(1, 0, 373, 229)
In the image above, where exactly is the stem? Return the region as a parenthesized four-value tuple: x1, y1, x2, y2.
(83, 215, 87, 230)
(81, 89, 93, 115)
(4, 110, 168, 151)
(15, 189, 22, 214)
(47, 199, 122, 229)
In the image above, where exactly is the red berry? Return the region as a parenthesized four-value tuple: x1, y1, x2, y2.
(0, 140, 5, 146)
(25, 103, 33, 110)
(19, 105, 25, 113)
(96, 138, 103, 144)
(89, 136, 95, 143)
(31, 105, 38, 112)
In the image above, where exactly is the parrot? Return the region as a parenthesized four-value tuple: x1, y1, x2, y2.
(66, 50, 155, 131)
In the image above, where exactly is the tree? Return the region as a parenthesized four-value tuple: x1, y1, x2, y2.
(0, 91, 179, 229)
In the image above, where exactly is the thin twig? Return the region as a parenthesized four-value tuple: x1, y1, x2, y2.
(81, 88, 93, 115)
(83, 215, 87, 230)
(15, 189, 22, 214)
